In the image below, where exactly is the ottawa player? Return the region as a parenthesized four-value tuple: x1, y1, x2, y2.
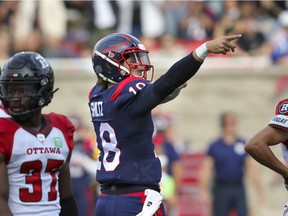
(0, 52, 78, 216)
(245, 99, 288, 216)
(89, 33, 241, 216)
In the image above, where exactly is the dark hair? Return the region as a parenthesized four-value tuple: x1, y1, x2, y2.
(96, 76, 109, 89)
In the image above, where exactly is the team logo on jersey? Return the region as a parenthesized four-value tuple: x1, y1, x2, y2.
(53, 137, 63, 148)
(37, 134, 46, 142)
(279, 102, 288, 114)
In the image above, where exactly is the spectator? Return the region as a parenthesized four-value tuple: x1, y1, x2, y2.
(153, 132, 179, 216)
(270, 10, 288, 65)
(63, 1, 94, 57)
(270, 11, 288, 97)
(158, 154, 176, 215)
(213, 0, 241, 37)
(13, 1, 67, 57)
(258, 0, 285, 18)
(159, 1, 187, 37)
(199, 112, 263, 216)
(235, 15, 270, 56)
(152, 110, 183, 215)
(0, 27, 12, 59)
(159, 154, 176, 199)
(117, 1, 165, 38)
(0, 1, 18, 58)
(180, 1, 215, 41)
(1, 0, 288, 58)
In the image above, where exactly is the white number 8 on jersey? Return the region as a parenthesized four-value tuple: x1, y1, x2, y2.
(99, 123, 121, 171)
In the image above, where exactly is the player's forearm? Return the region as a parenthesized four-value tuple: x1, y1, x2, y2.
(152, 53, 203, 99)
(60, 195, 78, 216)
(0, 198, 13, 216)
(245, 140, 288, 177)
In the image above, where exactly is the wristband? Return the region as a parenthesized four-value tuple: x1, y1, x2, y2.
(195, 42, 208, 60)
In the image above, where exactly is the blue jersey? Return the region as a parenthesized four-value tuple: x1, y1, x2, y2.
(89, 77, 163, 186)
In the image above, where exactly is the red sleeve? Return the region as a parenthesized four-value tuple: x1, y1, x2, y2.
(46, 113, 75, 151)
(0, 119, 18, 163)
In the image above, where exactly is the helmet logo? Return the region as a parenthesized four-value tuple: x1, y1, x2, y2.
(279, 102, 288, 114)
(108, 52, 115, 58)
(35, 55, 49, 69)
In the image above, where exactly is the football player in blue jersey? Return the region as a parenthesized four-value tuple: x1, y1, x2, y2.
(88, 33, 241, 216)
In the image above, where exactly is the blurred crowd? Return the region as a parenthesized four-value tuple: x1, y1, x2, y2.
(1, 1, 288, 65)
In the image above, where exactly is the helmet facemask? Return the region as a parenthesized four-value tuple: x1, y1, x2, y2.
(122, 48, 154, 81)
(0, 77, 53, 121)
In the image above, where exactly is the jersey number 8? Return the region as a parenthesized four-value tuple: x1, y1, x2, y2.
(100, 123, 121, 171)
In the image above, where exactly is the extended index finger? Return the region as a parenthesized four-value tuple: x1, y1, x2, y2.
(223, 34, 242, 42)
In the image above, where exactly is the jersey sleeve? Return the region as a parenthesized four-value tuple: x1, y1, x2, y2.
(269, 99, 288, 130)
(207, 143, 215, 157)
(47, 113, 75, 151)
(0, 121, 8, 160)
(0, 119, 17, 163)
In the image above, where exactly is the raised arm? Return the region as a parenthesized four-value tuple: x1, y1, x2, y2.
(130, 34, 242, 117)
(0, 153, 13, 216)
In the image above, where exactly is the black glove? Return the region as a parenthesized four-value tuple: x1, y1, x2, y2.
(284, 177, 288, 191)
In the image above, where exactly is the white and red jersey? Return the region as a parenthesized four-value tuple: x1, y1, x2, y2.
(269, 99, 288, 163)
(0, 113, 74, 216)
(0, 105, 10, 117)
